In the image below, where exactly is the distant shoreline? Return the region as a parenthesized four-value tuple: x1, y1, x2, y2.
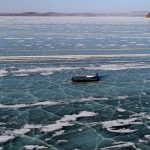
(0, 12, 148, 17)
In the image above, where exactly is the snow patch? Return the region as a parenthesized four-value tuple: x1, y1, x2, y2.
(101, 118, 142, 133)
(144, 135, 150, 140)
(0, 135, 14, 143)
(117, 96, 129, 100)
(116, 108, 126, 112)
(100, 142, 140, 150)
(0, 101, 59, 109)
(100, 63, 150, 71)
(80, 97, 109, 102)
(0, 70, 7, 77)
(41, 111, 97, 132)
(52, 130, 65, 137)
(57, 140, 68, 144)
(23, 145, 47, 150)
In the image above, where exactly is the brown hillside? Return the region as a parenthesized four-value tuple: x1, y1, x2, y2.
(146, 12, 150, 18)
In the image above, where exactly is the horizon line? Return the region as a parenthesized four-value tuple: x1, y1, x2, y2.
(0, 11, 148, 14)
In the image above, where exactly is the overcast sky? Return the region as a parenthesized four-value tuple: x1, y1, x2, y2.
(0, 0, 149, 13)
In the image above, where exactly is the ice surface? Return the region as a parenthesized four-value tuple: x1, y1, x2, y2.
(1, 16, 150, 150)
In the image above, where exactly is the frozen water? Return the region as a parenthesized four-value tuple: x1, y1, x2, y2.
(0, 16, 150, 149)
